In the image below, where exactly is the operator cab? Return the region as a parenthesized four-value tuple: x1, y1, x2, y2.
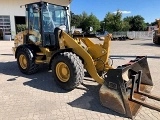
(25, 1, 69, 49)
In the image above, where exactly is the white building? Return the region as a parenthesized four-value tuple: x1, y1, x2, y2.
(0, 0, 71, 40)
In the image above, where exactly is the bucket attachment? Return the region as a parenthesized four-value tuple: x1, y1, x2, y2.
(99, 56, 160, 119)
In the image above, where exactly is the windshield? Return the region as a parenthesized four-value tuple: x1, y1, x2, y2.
(42, 4, 68, 32)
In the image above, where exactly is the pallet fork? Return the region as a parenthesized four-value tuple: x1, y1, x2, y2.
(100, 56, 160, 119)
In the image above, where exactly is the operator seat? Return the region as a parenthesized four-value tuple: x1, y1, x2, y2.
(29, 30, 42, 45)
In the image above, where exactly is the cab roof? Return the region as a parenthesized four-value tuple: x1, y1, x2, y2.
(24, 0, 72, 7)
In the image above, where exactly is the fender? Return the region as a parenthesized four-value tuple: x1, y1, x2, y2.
(15, 44, 41, 58)
(49, 48, 73, 69)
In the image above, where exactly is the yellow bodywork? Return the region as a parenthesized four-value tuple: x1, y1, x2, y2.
(13, 30, 41, 48)
(156, 19, 160, 34)
(59, 31, 113, 84)
(13, 30, 52, 64)
(13, 29, 113, 84)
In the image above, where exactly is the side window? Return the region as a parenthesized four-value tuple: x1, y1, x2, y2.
(42, 7, 55, 32)
(28, 5, 41, 45)
(29, 7, 40, 31)
(54, 10, 66, 26)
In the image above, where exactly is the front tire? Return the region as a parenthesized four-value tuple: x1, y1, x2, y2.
(51, 52, 84, 91)
(17, 47, 38, 74)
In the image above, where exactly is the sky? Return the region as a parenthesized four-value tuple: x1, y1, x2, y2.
(70, 0, 160, 23)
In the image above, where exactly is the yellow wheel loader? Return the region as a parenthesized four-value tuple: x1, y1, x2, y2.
(153, 19, 160, 44)
(12, 1, 160, 119)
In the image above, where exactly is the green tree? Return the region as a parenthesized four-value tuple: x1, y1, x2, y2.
(81, 13, 100, 32)
(151, 21, 157, 26)
(123, 15, 147, 31)
(123, 16, 133, 31)
(79, 12, 88, 21)
(79, 12, 88, 30)
(103, 10, 123, 32)
(145, 22, 150, 26)
(71, 11, 100, 32)
(70, 12, 82, 27)
(122, 21, 130, 31)
(99, 21, 105, 31)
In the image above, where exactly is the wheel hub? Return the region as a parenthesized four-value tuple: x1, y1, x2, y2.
(56, 62, 70, 82)
(19, 54, 27, 69)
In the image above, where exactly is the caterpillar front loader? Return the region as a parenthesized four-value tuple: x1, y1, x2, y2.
(153, 19, 160, 45)
(12, 1, 160, 119)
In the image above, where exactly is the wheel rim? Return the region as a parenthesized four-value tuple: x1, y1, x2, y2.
(56, 62, 70, 82)
(19, 54, 27, 69)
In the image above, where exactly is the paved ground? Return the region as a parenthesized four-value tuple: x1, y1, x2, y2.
(0, 39, 160, 120)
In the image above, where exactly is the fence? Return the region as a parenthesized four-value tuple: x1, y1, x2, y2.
(112, 31, 154, 40)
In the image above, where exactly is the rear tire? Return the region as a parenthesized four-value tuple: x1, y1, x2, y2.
(17, 47, 38, 74)
(51, 52, 84, 91)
